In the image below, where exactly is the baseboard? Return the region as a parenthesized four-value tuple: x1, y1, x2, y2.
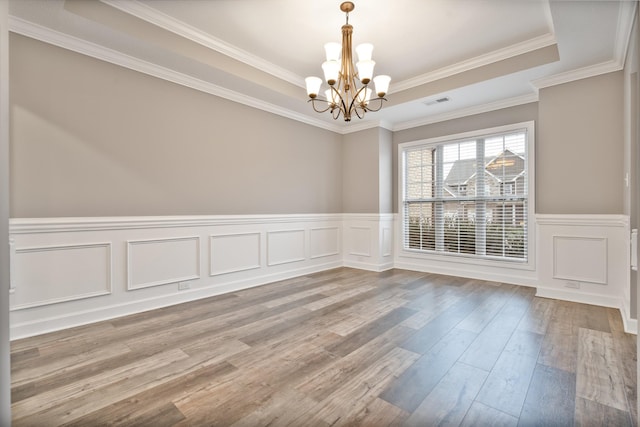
(537, 286, 638, 335)
(343, 260, 394, 272)
(394, 259, 537, 288)
(622, 315, 638, 335)
(620, 301, 638, 335)
(535, 286, 621, 308)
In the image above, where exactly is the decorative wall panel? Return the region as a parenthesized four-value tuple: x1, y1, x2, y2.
(310, 227, 340, 259)
(127, 236, 200, 290)
(553, 236, 608, 284)
(349, 226, 372, 257)
(267, 230, 305, 266)
(210, 232, 261, 276)
(11, 243, 111, 309)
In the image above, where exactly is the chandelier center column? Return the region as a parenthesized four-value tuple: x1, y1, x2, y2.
(341, 24, 354, 92)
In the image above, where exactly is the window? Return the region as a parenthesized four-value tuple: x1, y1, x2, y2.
(400, 122, 532, 263)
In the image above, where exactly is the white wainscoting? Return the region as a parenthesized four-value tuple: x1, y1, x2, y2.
(536, 214, 634, 333)
(8, 215, 343, 339)
(9, 213, 637, 338)
(342, 214, 394, 272)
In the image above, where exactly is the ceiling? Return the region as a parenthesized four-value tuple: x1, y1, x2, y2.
(7, 0, 638, 134)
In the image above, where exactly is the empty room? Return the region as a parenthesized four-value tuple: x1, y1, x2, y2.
(0, 0, 639, 425)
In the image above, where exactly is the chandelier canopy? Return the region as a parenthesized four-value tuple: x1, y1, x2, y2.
(305, 2, 390, 122)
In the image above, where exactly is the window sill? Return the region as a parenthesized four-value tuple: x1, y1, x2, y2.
(398, 248, 536, 272)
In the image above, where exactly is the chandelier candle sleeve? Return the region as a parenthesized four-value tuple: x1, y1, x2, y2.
(305, 77, 322, 98)
(322, 61, 340, 85)
(305, 1, 390, 122)
(356, 43, 373, 61)
(325, 42, 341, 61)
(373, 75, 391, 97)
(356, 60, 375, 84)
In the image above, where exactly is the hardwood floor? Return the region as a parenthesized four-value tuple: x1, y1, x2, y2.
(10, 268, 638, 426)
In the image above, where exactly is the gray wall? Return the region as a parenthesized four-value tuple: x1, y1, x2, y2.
(378, 127, 393, 214)
(341, 127, 393, 214)
(9, 34, 627, 220)
(10, 34, 343, 217)
(537, 71, 624, 214)
(342, 128, 380, 213)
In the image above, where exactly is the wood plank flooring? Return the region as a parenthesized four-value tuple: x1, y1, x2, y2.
(10, 268, 637, 426)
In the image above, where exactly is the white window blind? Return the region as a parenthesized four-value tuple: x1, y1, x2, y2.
(402, 128, 529, 262)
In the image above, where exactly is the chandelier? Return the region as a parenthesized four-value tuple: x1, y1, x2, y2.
(305, 2, 390, 122)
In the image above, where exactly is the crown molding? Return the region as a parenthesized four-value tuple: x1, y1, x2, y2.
(100, 0, 306, 88)
(531, 1, 636, 91)
(339, 120, 380, 134)
(614, 0, 638, 67)
(339, 119, 394, 135)
(8, 16, 344, 134)
(391, 33, 557, 93)
(530, 59, 622, 90)
(392, 93, 539, 131)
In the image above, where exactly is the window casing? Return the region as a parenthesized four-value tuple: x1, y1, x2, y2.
(400, 122, 534, 264)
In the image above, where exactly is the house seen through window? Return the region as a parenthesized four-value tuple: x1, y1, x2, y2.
(401, 124, 531, 262)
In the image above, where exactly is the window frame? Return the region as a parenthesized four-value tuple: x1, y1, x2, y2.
(398, 121, 536, 271)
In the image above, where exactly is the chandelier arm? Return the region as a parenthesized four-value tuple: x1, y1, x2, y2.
(331, 85, 347, 111)
(332, 106, 342, 120)
(353, 84, 367, 103)
(362, 97, 387, 112)
(347, 85, 368, 119)
(308, 98, 333, 114)
(356, 96, 370, 119)
(331, 84, 350, 121)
